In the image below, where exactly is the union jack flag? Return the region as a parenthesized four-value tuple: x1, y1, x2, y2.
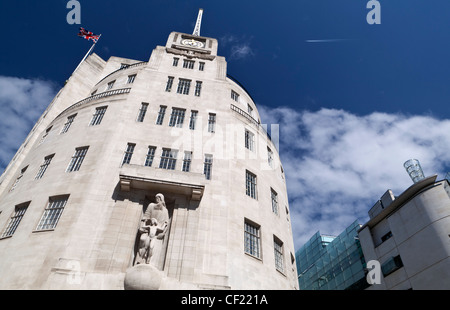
(78, 27, 100, 43)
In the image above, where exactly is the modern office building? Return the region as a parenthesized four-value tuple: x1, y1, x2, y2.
(295, 220, 367, 290)
(0, 10, 298, 290)
(358, 174, 450, 290)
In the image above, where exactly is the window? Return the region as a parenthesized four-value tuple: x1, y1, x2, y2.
(90, 106, 107, 126)
(120, 63, 128, 69)
(159, 149, 178, 170)
(172, 57, 179, 67)
(35, 154, 54, 180)
(9, 166, 28, 192)
(39, 126, 53, 145)
(61, 114, 76, 134)
(199, 62, 205, 71)
(247, 104, 253, 116)
(267, 147, 274, 168)
(122, 143, 135, 166)
(245, 130, 255, 151)
(244, 220, 261, 258)
(36, 196, 68, 231)
(381, 255, 404, 277)
(231, 90, 239, 102)
(246, 170, 257, 199)
(182, 151, 192, 172)
(183, 59, 195, 69)
(127, 74, 136, 84)
(107, 80, 115, 90)
(1, 202, 29, 238)
(204, 154, 213, 180)
(177, 79, 191, 95)
(166, 76, 174, 92)
(189, 111, 198, 130)
(66, 147, 89, 172)
(274, 237, 284, 273)
(136, 103, 149, 122)
(208, 113, 216, 133)
(144, 146, 156, 167)
(381, 231, 393, 243)
(195, 81, 202, 97)
(169, 108, 186, 128)
(271, 189, 279, 215)
(156, 106, 167, 125)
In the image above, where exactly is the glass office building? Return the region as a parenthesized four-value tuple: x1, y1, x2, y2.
(296, 220, 368, 290)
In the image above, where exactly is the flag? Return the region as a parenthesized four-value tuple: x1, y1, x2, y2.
(78, 27, 100, 43)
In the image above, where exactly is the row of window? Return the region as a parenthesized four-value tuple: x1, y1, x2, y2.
(121, 144, 213, 180)
(172, 57, 205, 71)
(165, 76, 203, 97)
(0, 196, 289, 275)
(153, 105, 216, 132)
(245, 170, 281, 215)
(244, 219, 290, 274)
(0, 196, 68, 239)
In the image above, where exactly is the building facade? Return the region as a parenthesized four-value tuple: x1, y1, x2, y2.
(358, 175, 450, 290)
(295, 221, 367, 290)
(0, 15, 298, 290)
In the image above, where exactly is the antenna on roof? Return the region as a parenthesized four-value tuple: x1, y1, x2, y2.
(193, 8, 204, 36)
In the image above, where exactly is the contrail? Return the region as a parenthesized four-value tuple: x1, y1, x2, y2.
(305, 39, 350, 43)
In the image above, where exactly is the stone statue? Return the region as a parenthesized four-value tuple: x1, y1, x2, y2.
(135, 194, 169, 265)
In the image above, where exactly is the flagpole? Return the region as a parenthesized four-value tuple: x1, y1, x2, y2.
(74, 34, 101, 73)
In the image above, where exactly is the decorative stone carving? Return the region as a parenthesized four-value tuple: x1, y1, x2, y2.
(134, 194, 170, 266)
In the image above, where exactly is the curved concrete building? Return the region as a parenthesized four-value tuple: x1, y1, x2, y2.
(0, 16, 298, 290)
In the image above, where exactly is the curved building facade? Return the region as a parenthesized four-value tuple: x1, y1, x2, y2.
(0, 24, 298, 289)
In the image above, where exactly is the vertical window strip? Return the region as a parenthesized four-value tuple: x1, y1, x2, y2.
(144, 146, 156, 167)
(199, 62, 205, 71)
(231, 90, 239, 102)
(156, 106, 167, 125)
(183, 59, 195, 69)
(67, 147, 89, 172)
(245, 130, 255, 151)
(166, 76, 174, 92)
(246, 170, 257, 199)
(1, 203, 29, 238)
(274, 238, 284, 272)
(204, 154, 213, 180)
(189, 111, 198, 130)
(208, 113, 216, 133)
(35, 154, 54, 180)
(137, 103, 149, 122)
(271, 189, 279, 215)
(122, 143, 135, 165)
(36, 196, 68, 231)
(267, 147, 274, 168)
(244, 221, 261, 258)
(195, 81, 202, 97)
(169, 108, 186, 128)
(90, 106, 107, 126)
(61, 114, 76, 134)
(173, 57, 179, 67)
(107, 80, 115, 90)
(182, 151, 192, 172)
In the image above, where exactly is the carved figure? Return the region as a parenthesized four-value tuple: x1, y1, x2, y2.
(135, 194, 169, 265)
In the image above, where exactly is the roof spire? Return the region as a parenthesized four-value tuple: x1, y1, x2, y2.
(192, 8, 204, 36)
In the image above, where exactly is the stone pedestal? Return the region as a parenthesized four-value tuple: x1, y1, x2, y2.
(124, 264, 164, 290)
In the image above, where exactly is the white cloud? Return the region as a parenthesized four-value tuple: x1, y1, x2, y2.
(0, 76, 58, 172)
(259, 105, 450, 250)
(220, 34, 254, 60)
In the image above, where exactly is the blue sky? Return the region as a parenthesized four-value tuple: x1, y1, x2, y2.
(1, 0, 450, 249)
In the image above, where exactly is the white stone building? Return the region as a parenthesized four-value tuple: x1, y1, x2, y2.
(358, 175, 450, 290)
(0, 13, 298, 290)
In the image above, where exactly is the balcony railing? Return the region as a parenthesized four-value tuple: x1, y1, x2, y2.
(230, 103, 271, 141)
(95, 61, 148, 86)
(57, 88, 131, 118)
